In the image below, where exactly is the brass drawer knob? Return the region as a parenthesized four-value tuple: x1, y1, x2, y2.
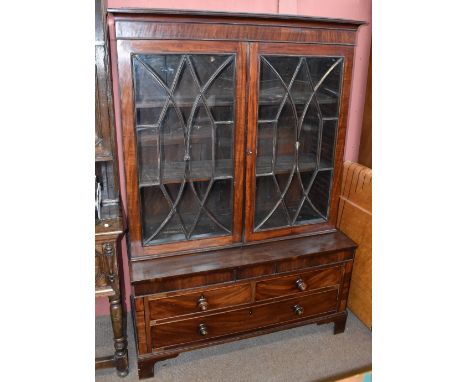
(293, 304, 304, 316)
(198, 323, 208, 336)
(197, 295, 208, 311)
(295, 278, 307, 291)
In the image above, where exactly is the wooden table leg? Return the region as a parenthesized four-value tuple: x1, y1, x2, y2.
(109, 294, 129, 377)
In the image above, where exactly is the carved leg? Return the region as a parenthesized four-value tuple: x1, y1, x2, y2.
(109, 295, 129, 377)
(334, 311, 348, 335)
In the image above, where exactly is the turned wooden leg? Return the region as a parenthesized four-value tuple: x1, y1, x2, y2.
(109, 295, 129, 377)
(334, 311, 348, 335)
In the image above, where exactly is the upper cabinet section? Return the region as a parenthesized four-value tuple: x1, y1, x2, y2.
(116, 40, 247, 257)
(112, 10, 362, 258)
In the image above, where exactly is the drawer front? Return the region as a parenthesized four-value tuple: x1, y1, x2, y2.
(151, 289, 338, 349)
(148, 283, 252, 320)
(255, 266, 343, 301)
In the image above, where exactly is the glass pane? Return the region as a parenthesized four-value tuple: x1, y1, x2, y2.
(298, 99, 319, 172)
(258, 57, 286, 121)
(133, 53, 236, 245)
(204, 59, 235, 122)
(306, 57, 343, 118)
(276, 99, 296, 172)
(255, 54, 343, 231)
(308, 170, 333, 217)
(255, 175, 289, 230)
(215, 123, 233, 177)
(256, 122, 274, 175)
(192, 179, 233, 236)
(137, 128, 159, 187)
(320, 120, 337, 169)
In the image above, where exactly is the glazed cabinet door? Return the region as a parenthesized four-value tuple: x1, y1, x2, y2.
(245, 43, 354, 241)
(117, 41, 246, 257)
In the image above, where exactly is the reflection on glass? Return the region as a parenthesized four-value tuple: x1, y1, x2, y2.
(133, 54, 236, 245)
(254, 55, 343, 231)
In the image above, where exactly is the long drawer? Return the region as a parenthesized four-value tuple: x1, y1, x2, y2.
(148, 283, 252, 320)
(151, 289, 338, 349)
(255, 265, 343, 301)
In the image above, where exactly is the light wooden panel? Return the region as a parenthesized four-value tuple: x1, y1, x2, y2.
(337, 161, 372, 328)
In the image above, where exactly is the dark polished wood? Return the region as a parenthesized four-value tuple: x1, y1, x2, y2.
(95, 221, 129, 377)
(148, 283, 252, 320)
(95, 355, 116, 370)
(114, 20, 356, 45)
(131, 231, 355, 282)
(137, 353, 179, 380)
(110, 10, 361, 379)
(95, 0, 128, 376)
(137, 311, 347, 379)
(109, 8, 365, 26)
(151, 289, 338, 349)
(255, 266, 343, 301)
(333, 310, 348, 334)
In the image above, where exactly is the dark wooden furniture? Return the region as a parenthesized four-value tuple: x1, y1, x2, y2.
(95, 0, 128, 376)
(110, 9, 363, 379)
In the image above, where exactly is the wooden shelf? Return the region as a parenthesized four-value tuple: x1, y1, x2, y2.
(136, 129, 233, 146)
(138, 155, 333, 187)
(260, 84, 338, 106)
(135, 84, 337, 109)
(256, 155, 333, 176)
(139, 159, 233, 187)
(143, 211, 232, 245)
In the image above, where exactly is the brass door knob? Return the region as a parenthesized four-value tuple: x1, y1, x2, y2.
(198, 323, 208, 336)
(197, 295, 208, 311)
(293, 304, 304, 316)
(295, 278, 307, 291)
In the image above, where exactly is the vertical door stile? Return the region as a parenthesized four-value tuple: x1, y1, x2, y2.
(244, 42, 260, 242)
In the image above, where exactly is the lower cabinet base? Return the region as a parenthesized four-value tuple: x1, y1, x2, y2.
(136, 311, 348, 380)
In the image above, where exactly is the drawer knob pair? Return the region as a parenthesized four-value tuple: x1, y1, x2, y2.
(198, 323, 208, 336)
(295, 278, 307, 291)
(197, 295, 209, 311)
(293, 304, 304, 316)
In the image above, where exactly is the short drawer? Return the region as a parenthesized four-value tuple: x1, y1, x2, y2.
(255, 265, 343, 301)
(151, 289, 338, 349)
(148, 283, 252, 320)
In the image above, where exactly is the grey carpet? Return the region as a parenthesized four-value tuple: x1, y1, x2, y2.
(95, 311, 371, 382)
